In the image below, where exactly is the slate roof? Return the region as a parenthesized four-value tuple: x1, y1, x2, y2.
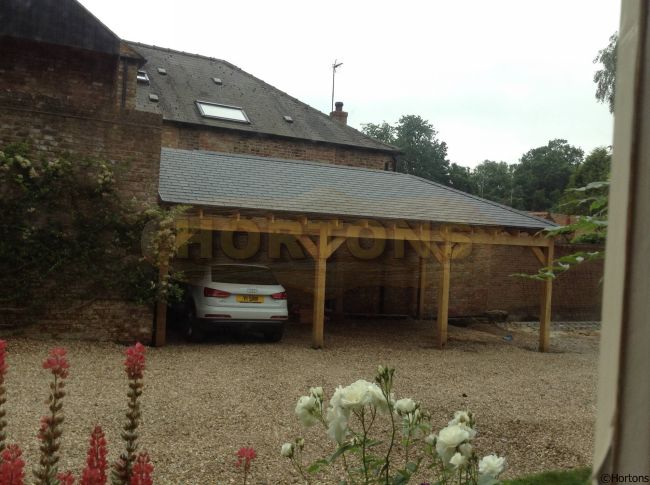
(127, 42, 398, 153)
(159, 148, 555, 230)
(1, 0, 121, 55)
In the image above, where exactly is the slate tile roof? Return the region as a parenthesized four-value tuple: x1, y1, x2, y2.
(127, 42, 398, 153)
(159, 148, 555, 229)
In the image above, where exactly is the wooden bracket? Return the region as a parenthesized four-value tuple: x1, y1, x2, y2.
(297, 235, 318, 259)
(530, 246, 546, 265)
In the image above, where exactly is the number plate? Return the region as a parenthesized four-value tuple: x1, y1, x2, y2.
(236, 295, 264, 304)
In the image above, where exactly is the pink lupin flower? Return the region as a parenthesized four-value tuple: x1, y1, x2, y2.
(0, 444, 25, 485)
(42, 348, 69, 379)
(124, 343, 146, 380)
(235, 447, 256, 485)
(81, 426, 108, 485)
(56, 471, 75, 485)
(129, 453, 153, 485)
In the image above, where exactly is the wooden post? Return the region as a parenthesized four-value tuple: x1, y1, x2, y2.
(154, 256, 169, 347)
(436, 241, 452, 349)
(417, 256, 427, 318)
(538, 241, 554, 352)
(312, 226, 328, 349)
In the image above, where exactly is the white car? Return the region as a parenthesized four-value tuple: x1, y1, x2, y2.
(176, 263, 288, 341)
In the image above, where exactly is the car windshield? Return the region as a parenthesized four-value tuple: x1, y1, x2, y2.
(211, 265, 278, 285)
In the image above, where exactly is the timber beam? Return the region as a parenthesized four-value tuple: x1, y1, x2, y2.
(174, 214, 552, 248)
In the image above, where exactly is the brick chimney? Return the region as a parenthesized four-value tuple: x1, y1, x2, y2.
(330, 101, 348, 124)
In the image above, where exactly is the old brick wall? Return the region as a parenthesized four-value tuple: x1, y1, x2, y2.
(0, 38, 162, 342)
(162, 123, 395, 170)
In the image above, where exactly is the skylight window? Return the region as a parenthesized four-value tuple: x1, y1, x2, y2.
(136, 70, 149, 84)
(196, 101, 249, 123)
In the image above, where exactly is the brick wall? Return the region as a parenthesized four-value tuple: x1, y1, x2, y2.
(0, 38, 162, 342)
(179, 232, 603, 322)
(0, 300, 153, 343)
(0, 38, 121, 110)
(162, 123, 396, 170)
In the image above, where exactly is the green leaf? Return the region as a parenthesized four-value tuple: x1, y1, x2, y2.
(329, 442, 356, 463)
(478, 475, 500, 485)
(306, 458, 329, 474)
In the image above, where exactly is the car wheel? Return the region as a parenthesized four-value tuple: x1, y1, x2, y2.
(184, 303, 205, 342)
(263, 325, 284, 343)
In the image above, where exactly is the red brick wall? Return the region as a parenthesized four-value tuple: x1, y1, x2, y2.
(179, 232, 603, 322)
(0, 91, 162, 204)
(0, 38, 121, 110)
(162, 124, 396, 170)
(0, 38, 162, 342)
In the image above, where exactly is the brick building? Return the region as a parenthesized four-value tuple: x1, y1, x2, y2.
(0, 0, 602, 345)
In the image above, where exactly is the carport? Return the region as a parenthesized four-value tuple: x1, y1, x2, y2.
(156, 148, 556, 351)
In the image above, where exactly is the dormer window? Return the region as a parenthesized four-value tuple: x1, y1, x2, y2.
(196, 101, 250, 123)
(136, 70, 150, 84)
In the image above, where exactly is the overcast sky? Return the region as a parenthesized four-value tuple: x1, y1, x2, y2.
(81, 0, 620, 168)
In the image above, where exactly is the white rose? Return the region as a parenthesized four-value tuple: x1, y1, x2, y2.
(367, 383, 389, 412)
(394, 398, 416, 414)
(479, 454, 506, 477)
(340, 380, 378, 410)
(449, 452, 468, 469)
(459, 443, 473, 458)
(436, 424, 471, 463)
(281, 442, 294, 458)
(448, 410, 472, 427)
(326, 405, 349, 443)
(425, 434, 437, 446)
(295, 395, 318, 427)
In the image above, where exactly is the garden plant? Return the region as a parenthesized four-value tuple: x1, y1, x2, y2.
(281, 365, 506, 484)
(0, 340, 153, 485)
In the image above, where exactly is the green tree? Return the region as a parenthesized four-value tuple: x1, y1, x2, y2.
(361, 121, 395, 145)
(471, 160, 515, 205)
(448, 163, 476, 193)
(569, 146, 611, 188)
(594, 33, 618, 113)
(512, 139, 584, 211)
(559, 146, 611, 215)
(362, 115, 450, 184)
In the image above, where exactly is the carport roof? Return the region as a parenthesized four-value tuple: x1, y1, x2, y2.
(159, 148, 555, 230)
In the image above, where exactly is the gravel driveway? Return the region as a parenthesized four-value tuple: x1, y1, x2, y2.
(2, 320, 598, 484)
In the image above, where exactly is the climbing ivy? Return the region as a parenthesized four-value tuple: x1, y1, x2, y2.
(0, 142, 184, 315)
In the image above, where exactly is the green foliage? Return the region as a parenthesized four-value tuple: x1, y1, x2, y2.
(594, 33, 617, 113)
(0, 142, 183, 314)
(503, 467, 590, 485)
(449, 163, 476, 193)
(362, 116, 451, 184)
(512, 139, 584, 211)
(560, 147, 611, 215)
(515, 181, 607, 281)
(472, 160, 515, 205)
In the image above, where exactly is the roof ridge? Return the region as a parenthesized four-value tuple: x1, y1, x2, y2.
(162, 147, 404, 176)
(406, 174, 558, 227)
(126, 41, 399, 153)
(125, 40, 229, 64)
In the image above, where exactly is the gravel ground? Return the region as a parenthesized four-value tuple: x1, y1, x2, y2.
(2, 320, 599, 484)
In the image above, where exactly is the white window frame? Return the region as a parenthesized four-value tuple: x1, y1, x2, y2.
(195, 100, 250, 124)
